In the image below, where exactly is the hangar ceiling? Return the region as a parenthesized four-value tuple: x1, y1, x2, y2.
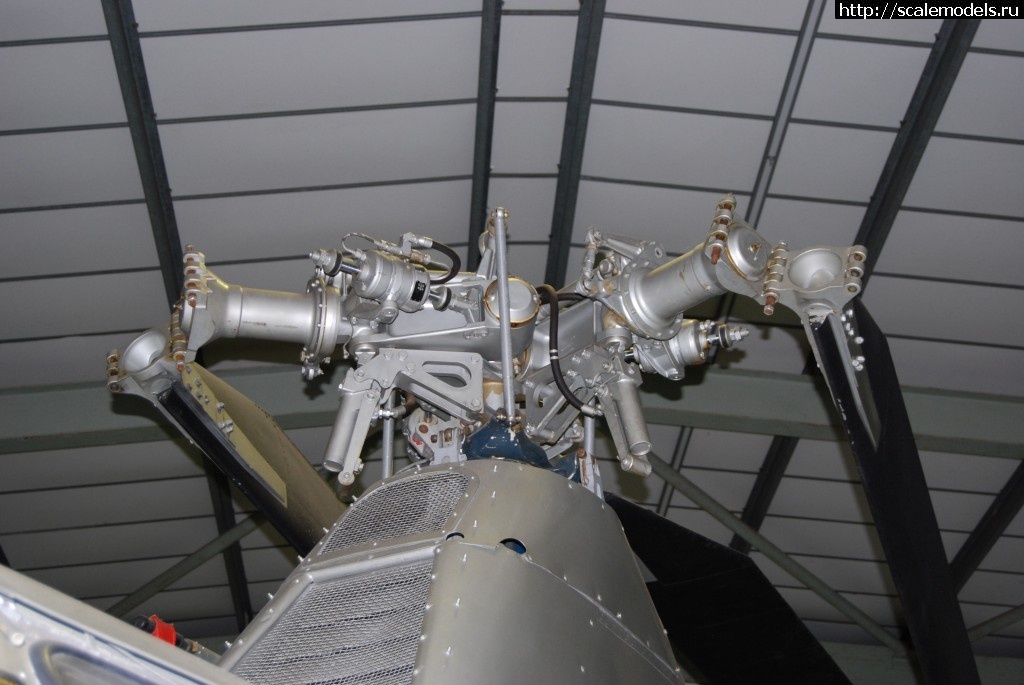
(0, 0, 1022, 675)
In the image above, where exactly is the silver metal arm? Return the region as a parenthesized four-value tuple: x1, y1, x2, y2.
(110, 194, 865, 492)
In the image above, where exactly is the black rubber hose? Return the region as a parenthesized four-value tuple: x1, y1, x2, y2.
(429, 241, 462, 285)
(536, 285, 599, 417)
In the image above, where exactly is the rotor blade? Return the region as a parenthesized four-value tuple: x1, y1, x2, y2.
(606, 493, 851, 685)
(159, 363, 344, 555)
(809, 299, 980, 685)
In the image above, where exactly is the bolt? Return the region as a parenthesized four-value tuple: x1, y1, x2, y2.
(710, 245, 723, 265)
(763, 293, 778, 316)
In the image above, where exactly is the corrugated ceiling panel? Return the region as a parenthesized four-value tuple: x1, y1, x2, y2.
(0, 271, 167, 340)
(751, 553, 897, 596)
(506, 243, 549, 285)
(174, 181, 472, 262)
(1, 517, 220, 569)
(28, 555, 225, 601)
(141, 20, 479, 118)
(681, 429, 774, 473)
(572, 181, 751, 250)
(1003, 508, 1024, 537)
(132, 0, 482, 31)
(0, 477, 211, 534)
(760, 516, 883, 560)
(920, 451, 1019, 493)
(929, 490, 998, 533)
(959, 569, 1024, 607)
(0, 332, 154, 389)
(756, 197, 866, 247)
(0, 441, 201, 492)
(937, 53, 1024, 139)
(862, 276, 1024, 344)
(904, 138, 1024, 216)
(816, 13, 942, 42)
(770, 124, 894, 202)
(605, 0, 808, 30)
(971, 16, 1024, 50)
(497, 15, 576, 96)
(982, 536, 1024, 573)
(787, 439, 858, 482)
(127, 585, 237, 624)
(669, 468, 755, 511)
(962, 603, 1024, 639)
(0, 43, 126, 130)
(887, 337, 1024, 396)
(770, 478, 871, 525)
(0, 1, 108, 41)
(1, 204, 159, 279)
(714, 322, 811, 376)
(490, 101, 567, 174)
(777, 586, 902, 629)
(583, 106, 770, 189)
(594, 20, 793, 116)
(793, 40, 929, 128)
(487, 177, 558, 243)
(663, 508, 733, 547)
(0, 130, 143, 209)
(159, 106, 475, 196)
(874, 210, 1024, 287)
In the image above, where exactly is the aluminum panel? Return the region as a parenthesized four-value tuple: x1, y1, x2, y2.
(605, 0, 808, 30)
(490, 101, 566, 174)
(142, 20, 479, 118)
(938, 53, 1024, 140)
(133, 0, 483, 31)
(817, 13, 943, 42)
(486, 176, 558, 242)
(861, 276, 1024, 344)
(874, 210, 1024, 287)
(174, 180, 471, 262)
(0, 129, 143, 209)
(0, 203, 158, 279)
(0, 0, 108, 41)
(159, 106, 475, 196)
(0, 43, 127, 130)
(497, 16, 576, 97)
(886, 337, 1024, 396)
(595, 20, 793, 116)
(573, 179, 752, 249)
(0, 271, 167, 340)
(583, 106, 769, 191)
(903, 138, 1024, 217)
(793, 40, 930, 127)
(769, 124, 894, 202)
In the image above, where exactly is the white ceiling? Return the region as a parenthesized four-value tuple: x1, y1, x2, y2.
(0, 0, 1022, 668)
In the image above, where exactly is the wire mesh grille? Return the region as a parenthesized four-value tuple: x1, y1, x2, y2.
(320, 471, 469, 554)
(230, 560, 434, 685)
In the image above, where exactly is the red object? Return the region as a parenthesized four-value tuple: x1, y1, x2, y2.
(149, 614, 177, 645)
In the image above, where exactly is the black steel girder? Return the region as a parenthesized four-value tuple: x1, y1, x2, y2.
(466, 0, 503, 271)
(544, 0, 605, 287)
(950, 459, 1024, 593)
(101, 0, 184, 304)
(853, 18, 980, 284)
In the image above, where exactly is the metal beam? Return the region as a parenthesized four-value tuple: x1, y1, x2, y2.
(730, 435, 799, 554)
(102, 0, 183, 305)
(854, 18, 979, 283)
(545, 0, 605, 287)
(203, 463, 254, 632)
(2, 366, 1021, 459)
(950, 459, 1024, 593)
(107, 513, 265, 618)
(745, 0, 825, 227)
(466, 0, 502, 271)
(968, 603, 1024, 643)
(648, 453, 906, 654)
